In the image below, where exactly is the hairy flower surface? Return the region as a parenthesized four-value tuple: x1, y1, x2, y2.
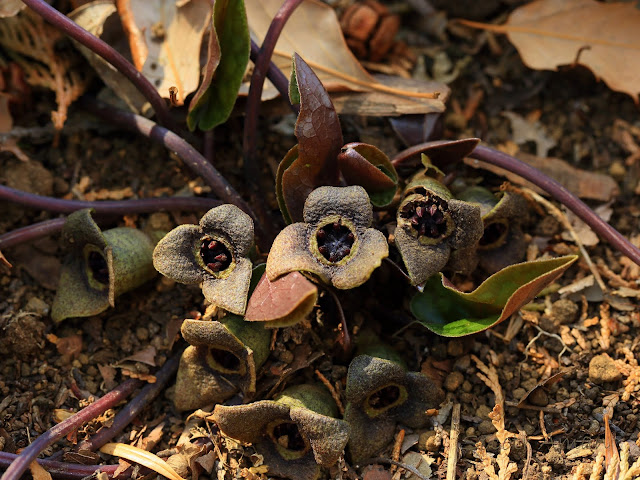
(212, 385, 349, 480)
(395, 178, 483, 285)
(153, 204, 254, 315)
(344, 355, 444, 462)
(267, 185, 388, 289)
(173, 317, 270, 411)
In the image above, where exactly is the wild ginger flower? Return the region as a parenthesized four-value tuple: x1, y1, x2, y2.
(212, 384, 349, 480)
(267, 185, 388, 289)
(344, 355, 444, 462)
(395, 176, 483, 285)
(152, 204, 254, 315)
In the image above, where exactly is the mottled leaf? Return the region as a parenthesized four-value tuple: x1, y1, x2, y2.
(338, 142, 398, 207)
(245, 271, 318, 328)
(410, 255, 578, 337)
(187, 0, 249, 130)
(277, 54, 342, 222)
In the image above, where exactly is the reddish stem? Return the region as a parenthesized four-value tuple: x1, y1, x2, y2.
(468, 145, 640, 266)
(0, 185, 221, 214)
(0, 453, 119, 479)
(77, 351, 182, 451)
(0, 379, 141, 480)
(20, 0, 173, 129)
(243, 0, 304, 181)
(0, 218, 66, 250)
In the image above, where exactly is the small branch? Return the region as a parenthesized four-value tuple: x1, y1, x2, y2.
(446, 404, 461, 480)
(21, 0, 173, 128)
(460, 144, 640, 266)
(0, 379, 142, 480)
(0, 452, 119, 480)
(324, 286, 351, 355)
(0, 185, 221, 214)
(78, 349, 182, 451)
(0, 218, 66, 250)
(243, 0, 303, 181)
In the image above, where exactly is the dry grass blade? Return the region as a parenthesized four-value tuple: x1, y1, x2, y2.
(0, 9, 89, 129)
(99, 443, 186, 480)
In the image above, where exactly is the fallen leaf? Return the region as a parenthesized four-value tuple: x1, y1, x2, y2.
(245, 0, 446, 114)
(100, 443, 186, 480)
(561, 203, 613, 247)
(245, 271, 318, 327)
(464, 151, 619, 202)
(68, 2, 147, 112)
(127, 0, 211, 105)
(119, 345, 157, 366)
(460, 0, 640, 100)
(516, 368, 574, 408)
(29, 461, 52, 480)
(47, 334, 83, 358)
(98, 364, 118, 391)
(502, 111, 556, 158)
(410, 256, 578, 336)
(0, 0, 25, 18)
(276, 53, 342, 223)
(188, 0, 249, 130)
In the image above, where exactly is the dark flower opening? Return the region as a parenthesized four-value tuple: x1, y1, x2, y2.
(269, 421, 308, 452)
(88, 251, 109, 285)
(200, 237, 232, 273)
(208, 348, 242, 373)
(367, 384, 403, 412)
(478, 219, 509, 249)
(399, 194, 450, 240)
(316, 220, 355, 263)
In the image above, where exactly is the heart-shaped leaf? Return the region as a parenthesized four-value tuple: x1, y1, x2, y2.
(245, 269, 318, 328)
(338, 142, 398, 207)
(410, 255, 578, 337)
(276, 54, 343, 223)
(187, 0, 249, 130)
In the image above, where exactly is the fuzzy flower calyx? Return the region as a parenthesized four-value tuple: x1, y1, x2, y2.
(267, 186, 388, 289)
(395, 176, 483, 285)
(153, 204, 254, 315)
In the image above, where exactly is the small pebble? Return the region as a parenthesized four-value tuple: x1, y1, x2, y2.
(444, 371, 464, 392)
(550, 298, 578, 325)
(477, 419, 495, 434)
(447, 340, 464, 357)
(589, 353, 622, 383)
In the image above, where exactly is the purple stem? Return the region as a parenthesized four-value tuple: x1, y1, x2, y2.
(80, 99, 261, 231)
(0, 185, 221, 214)
(0, 379, 142, 480)
(77, 350, 182, 451)
(243, 0, 303, 181)
(0, 218, 66, 250)
(467, 145, 640, 265)
(0, 453, 119, 480)
(21, 0, 173, 129)
(249, 40, 298, 114)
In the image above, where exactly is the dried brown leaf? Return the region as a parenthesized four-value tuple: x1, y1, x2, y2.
(0, 9, 89, 129)
(29, 461, 52, 480)
(120, 345, 157, 366)
(47, 334, 83, 359)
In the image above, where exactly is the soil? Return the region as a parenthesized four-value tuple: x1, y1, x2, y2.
(2, 1, 640, 480)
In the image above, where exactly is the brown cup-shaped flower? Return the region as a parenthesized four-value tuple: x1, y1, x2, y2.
(51, 209, 156, 322)
(344, 355, 444, 462)
(266, 185, 388, 289)
(455, 186, 528, 274)
(395, 176, 483, 285)
(212, 384, 349, 480)
(174, 316, 270, 411)
(153, 204, 254, 315)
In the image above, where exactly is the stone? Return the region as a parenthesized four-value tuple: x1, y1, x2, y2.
(589, 354, 622, 384)
(444, 371, 464, 392)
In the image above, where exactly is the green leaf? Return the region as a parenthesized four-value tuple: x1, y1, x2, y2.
(337, 142, 398, 207)
(410, 255, 578, 337)
(187, 0, 249, 131)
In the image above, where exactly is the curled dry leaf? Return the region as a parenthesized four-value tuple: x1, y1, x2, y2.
(100, 443, 186, 480)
